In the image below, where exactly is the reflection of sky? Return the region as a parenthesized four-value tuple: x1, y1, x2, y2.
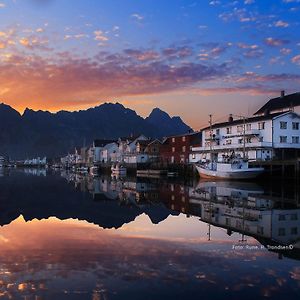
(0, 216, 300, 300)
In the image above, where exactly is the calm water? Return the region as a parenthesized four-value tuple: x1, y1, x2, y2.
(0, 169, 299, 300)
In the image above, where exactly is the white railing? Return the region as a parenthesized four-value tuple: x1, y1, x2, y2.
(192, 142, 273, 152)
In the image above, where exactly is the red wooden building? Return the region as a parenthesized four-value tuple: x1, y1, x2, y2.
(160, 132, 202, 164)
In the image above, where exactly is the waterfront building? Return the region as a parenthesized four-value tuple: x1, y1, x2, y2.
(114, 134, 150, 164)
(190, 92, 300, 163)
(160, 132, 202, 164)
(90, 139, 116, 164)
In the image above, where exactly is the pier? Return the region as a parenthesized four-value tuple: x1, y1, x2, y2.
(250, 159, 300, 180)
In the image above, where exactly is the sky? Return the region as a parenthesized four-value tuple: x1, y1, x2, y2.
(0, 0, 300, 129)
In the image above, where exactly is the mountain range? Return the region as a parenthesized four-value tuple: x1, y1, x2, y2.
(0, 102, 192, 159)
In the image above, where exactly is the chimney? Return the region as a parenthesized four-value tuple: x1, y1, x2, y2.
(228, 114, 233, 122)
(281, 90, 285, 98)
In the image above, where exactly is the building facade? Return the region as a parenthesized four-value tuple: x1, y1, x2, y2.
(160, 132, 202, 164)
(190, 111, 300, 163)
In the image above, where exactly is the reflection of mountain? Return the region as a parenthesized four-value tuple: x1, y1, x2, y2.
(0, 170, 177, 229)
(1, 170, 300, 260)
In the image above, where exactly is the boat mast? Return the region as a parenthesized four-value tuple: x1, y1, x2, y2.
(209, 114, 213, 152)
(243, 116, 246, 159)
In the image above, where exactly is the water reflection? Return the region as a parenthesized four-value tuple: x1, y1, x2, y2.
(0, 169, 300, 299)
(59, 170, 300, 259)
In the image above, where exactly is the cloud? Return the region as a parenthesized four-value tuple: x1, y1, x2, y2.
(219, 8, 256, 23)
(237, 43, 264, 58)
(291, 54, 300, 65)
(18, 35, 50, 50)
(264, 37, 290, 47)
(131, 13, 144, 21)
(64, 33, 89, 40)
(123, 49, 160, 61)
(280, 48, 292, 55)
(162, 46, 193, 59)
(94, 30, 108, 44)
(274, 20, 289, 27)
(209, 1, 221, 5)
(0, 49, 231, 110)
(0, 3, 5, 8)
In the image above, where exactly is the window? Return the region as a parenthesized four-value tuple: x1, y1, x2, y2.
(238, 138, 243, 144)
(237, 125, 243, 133)
(280, 136, 287, 143)
(226, 139, 232, 145)
(182, 136, 186, 142)
(216, 129, 220, 135)
(278, 214, 286, 221)
(226, 127, 232, 134)
(246, 137, 251, 143)
(278, 228, 286, 236)
(182, 146, 186, 152)
(258, 122, 265, 130)
(292, 122, 299, 130)
(292, 136, 299, 144)
(280, 121, 287, 129)
(172, 147, 175, 152)
(246, 123, 251, 131)
(172, 137, 175, 143)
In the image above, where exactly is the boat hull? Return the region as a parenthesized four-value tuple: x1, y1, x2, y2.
(195, 165, 264, 180)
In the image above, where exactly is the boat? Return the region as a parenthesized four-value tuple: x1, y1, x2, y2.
(196, 156, 264, 180)
(89, 166, 99, 176)
(111, 163, 127, 176)
(195, 114, 264, 180)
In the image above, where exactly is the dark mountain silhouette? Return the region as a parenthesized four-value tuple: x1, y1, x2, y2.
(146, 107, 192, 136)
(0, 102, 192, 159)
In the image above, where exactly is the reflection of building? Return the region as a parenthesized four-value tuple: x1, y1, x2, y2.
(24, 157, 47, 166)
(188, 181, 300, 248)
(59, 170, 300, 258)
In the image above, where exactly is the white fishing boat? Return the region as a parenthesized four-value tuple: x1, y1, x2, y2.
(111, 163, 127, 176)
(196, 156, 264, 180)
(195, 114, 264, 180)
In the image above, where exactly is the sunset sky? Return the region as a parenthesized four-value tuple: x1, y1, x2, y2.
(0, 0, 300, 129)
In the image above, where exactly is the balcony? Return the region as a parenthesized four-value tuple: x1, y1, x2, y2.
(224, 129, 261, 138)
(193, 142, 273, 152)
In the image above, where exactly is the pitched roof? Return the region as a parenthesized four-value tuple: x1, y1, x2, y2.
(254, 92, 300, 115)
(93, 139, 116, 147)
(119, 134, 147, 142)
(202, 112, 285, 130)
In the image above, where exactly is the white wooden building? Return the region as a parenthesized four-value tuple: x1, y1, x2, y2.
(190, 92, 300, 163)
